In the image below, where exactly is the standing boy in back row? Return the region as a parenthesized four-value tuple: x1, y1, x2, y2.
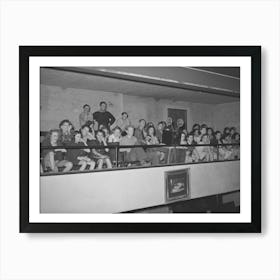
(92, 101, 116, 129)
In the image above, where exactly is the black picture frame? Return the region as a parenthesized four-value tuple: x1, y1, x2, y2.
(165, 168, 190, 202)
(20, 46, 261, 233)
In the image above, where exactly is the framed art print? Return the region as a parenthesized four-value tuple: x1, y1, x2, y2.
(165, 169, 190, 202)
(19, 46, 261, 233)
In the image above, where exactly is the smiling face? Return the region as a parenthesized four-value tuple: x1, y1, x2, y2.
(60, 122, 70, 134)
(187, 134, 194, 144)
(50, 131, 59, 143)
(100, 103, 107, 112)
(122, 113, 128, 120)
(113, 128, 121, 139)
(96, 131, 104, 142)
(74, 133, 82, 143)
(127, 126, 134, 137)
(201, 127, 206, 135)
(167, 117, 173, 126)
(148, 126, 155, 136)
(177, 118, 184, 128)
(83, 105, 90, 113)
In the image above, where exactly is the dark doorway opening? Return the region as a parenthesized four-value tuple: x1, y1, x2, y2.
(167, 108, 187, 130)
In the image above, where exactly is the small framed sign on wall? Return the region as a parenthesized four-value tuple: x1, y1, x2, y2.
(19, 45, 261, 233)
(165, 169, 190, 202)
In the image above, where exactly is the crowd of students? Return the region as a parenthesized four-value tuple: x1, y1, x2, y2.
(40, 102, 240, 174)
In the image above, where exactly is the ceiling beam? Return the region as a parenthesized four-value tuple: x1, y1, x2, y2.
(44, 67, 240, 99)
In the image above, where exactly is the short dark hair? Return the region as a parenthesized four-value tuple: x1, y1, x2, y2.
(47, 129, 60, 141)
(121, 112, 128, 117)
(100, 101, 107, 106)
(192, 123, 200, 131)
(81, 124, 90, 131)
(223, 132, 231, 140)
(59, 119, 71, 128)
(83, 104, 90, 109)
(232, 132, 240, 140)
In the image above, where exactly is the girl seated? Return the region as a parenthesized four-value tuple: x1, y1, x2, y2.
(145, 125, 164, 163)
(67, 131, 96, 171)
(156, 121, 164, 143)
(108, 127, 122, 164)
(91, 130, 112, 169)
(214, 131, 231, 160)
(108, 126, 122, 143)
(185, 134, 199, 163)
(222, 133, 233, 160)
(81, 124, 95, 142)
(196, 134, 214, 162)
(101, 127, 110, 142)
(41, 129, 73, 173)
(193, 128, 201, 144)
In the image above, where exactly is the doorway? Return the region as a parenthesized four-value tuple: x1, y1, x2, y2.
(167, 108, 187, 130)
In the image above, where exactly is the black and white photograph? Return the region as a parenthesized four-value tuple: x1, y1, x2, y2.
(39, 65, 240, 214)
(3, 1, 280, 279)
(19, 46, 260, 232)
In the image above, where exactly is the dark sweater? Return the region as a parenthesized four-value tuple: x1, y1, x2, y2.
(92, 111, 115, 128)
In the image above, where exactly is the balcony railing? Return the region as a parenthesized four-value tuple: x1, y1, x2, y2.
(40, 143, 240, 176)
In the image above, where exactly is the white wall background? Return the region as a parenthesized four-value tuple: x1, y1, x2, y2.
(0, 0, 279, 280)
(40, 84, 240, 131)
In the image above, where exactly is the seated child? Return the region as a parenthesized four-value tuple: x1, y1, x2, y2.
(196, 134, 214, 162)
(214, 131, 231, 160)
(185, 134, 199, 163)
(108, 126, 122, 164)
(90, 130, 113, 169)
(222, 133, 233, 160)
(67, 131, 96, 171)
(145, 125, 163, 163)
(41, 129, 73, 173)
(108, 127, 122, 143)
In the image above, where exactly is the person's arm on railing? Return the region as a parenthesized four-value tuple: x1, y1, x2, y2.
(91, 149, 107, 159)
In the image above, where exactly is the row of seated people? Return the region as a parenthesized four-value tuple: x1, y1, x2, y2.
(40, 119, 240, 173)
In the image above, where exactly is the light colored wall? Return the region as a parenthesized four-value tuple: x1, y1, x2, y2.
(40, 85, 123, 131)
(40, 161, 240, 213)
(40, 85, 239, 132)
(212, 102, 240, 131)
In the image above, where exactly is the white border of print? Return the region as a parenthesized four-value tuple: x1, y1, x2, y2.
(29, 56, 251, 223)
